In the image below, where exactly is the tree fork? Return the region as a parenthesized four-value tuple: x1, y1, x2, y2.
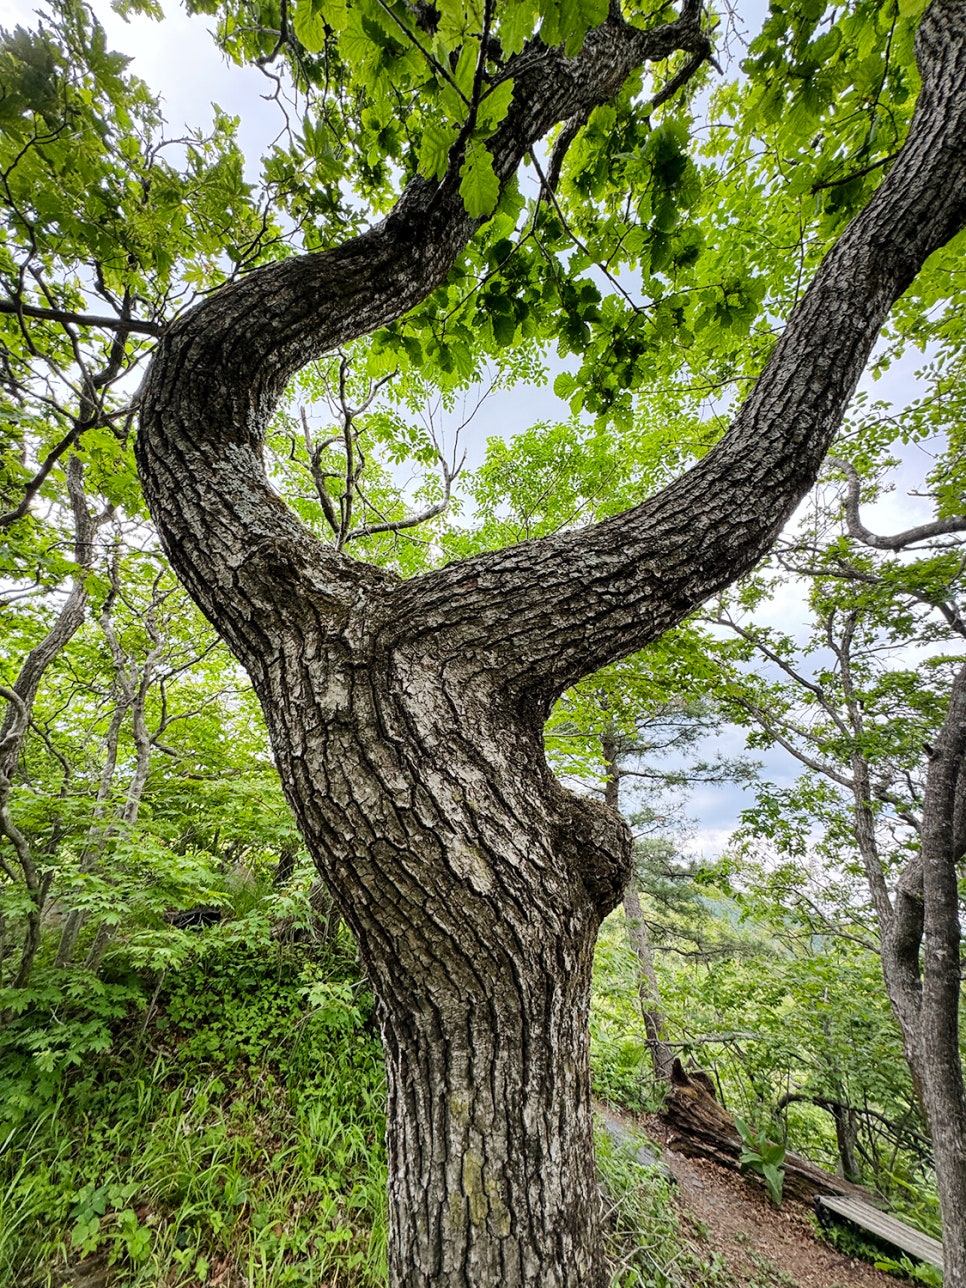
(136, 3, 966, 1284)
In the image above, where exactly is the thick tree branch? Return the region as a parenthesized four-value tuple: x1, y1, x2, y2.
(0, 297, 163, 336)
(136, 4, 713, 661)
(392, 1, 966, 712)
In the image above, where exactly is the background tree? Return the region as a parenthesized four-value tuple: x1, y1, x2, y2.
(544, 639, 756, 1082)
(712, 404, 966, 1264)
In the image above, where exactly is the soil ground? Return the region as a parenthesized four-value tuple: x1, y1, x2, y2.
(638, 1111, 901, 1288)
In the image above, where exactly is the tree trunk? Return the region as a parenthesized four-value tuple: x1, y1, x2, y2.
(246, 640, 631, 1286)
(1, 456, 95, 988)
(622, 883, 674, 1083)
(830, 1102, 862, 1186)
(601, 728, 674, 1083)
(257, 644, 631, 1288)
(135, 5, 966, 1281)
(661, 1063, 873, 1203)
(380, 916, 604, 1284)
(919, 664, 966, 1288)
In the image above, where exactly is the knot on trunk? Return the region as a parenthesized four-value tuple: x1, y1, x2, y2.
(552, 789, 632, 915)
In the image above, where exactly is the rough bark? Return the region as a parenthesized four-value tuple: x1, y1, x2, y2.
(135, 5, 966, 1284)
(918, 664, 966, 1288)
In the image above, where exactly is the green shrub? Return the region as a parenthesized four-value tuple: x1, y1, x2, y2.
(0, 923, 387, 1288)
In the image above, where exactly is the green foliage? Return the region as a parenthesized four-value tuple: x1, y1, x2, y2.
(2, 0, 963, 1274)
(589, 886, 933, 1213)
(0, 923, 387, 1288)
(734, 1117, 785, 1207)
(595, 1128, 730, 1287)
(0, 968, 145, 1128)
(817, 1221, 942, 1286)
(873, 1255, 943, 1287)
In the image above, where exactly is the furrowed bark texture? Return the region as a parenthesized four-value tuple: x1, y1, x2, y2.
(920, 664, 966, 1287)
(136, 5, 966, 1284)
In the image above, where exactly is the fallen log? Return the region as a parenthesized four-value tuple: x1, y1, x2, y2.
(658, 1060, 877, 1203)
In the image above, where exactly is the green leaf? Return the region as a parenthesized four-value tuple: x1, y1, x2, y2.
(476, 78, 514, 134)
(417, 120, 458, 180)
(540, 0, 607, 55)
(761, 1163, 784, 1206)
(453, 41, 477, 99)
(292, 0, 327, 52)
(459, 139, 499, 219)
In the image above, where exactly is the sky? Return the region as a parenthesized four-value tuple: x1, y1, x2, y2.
(2, 0, 946, 860)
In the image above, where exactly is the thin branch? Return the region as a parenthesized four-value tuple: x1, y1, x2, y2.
(829, 457, 966, 550)
(811, 151, 899, 194)
(0, 298, 163, 336)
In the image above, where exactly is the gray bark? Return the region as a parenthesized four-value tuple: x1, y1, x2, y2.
(602, 727, 674, 1082)
(621, 883, 674, 1083)
(135, 5, 966, 1284)
(1, 456, 95, 988)
(54, 565, 163, 969)
(919, 664, 966, 1287)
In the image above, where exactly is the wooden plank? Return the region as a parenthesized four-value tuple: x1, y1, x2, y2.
(817, 1194, 944, 1269)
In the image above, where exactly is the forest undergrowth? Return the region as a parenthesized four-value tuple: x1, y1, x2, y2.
(0, 883, 944, 1288)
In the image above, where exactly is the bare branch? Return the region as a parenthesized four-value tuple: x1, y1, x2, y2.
(829, 456, 966, 550)
(0, 297, 163, 336)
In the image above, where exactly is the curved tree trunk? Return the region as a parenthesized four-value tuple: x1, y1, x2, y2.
(249, 631, 630, 1285)
(135, 5, 966, 1283)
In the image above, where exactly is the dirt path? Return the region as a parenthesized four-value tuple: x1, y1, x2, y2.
(629, 1112, 899, 1288)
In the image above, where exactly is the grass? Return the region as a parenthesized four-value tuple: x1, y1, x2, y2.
(0, 925, 387, 1288)
(2, 910, 921, 1288)
(595, 1126, 800, 1288)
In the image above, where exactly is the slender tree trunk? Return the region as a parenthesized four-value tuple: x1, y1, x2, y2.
(602, 727, 674, 1082)
(919, 665, 966, 1287)
(621, 883, 674, 1082)
(849, 753, 928, 1107)
(830, 1102, 862, 1185)
(1, 456, 95, 987)
(272, 840, 298, 887)
(55, 699, 127, 967)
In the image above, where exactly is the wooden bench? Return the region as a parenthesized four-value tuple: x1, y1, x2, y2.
(815, 1194, 944, 1270)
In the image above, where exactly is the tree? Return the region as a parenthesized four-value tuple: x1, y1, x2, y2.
(0, 0, 280, 988)
(544, 639, 756, 1083)
(6, 0, 966, 1282)
(712, 420, 966, 1267)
